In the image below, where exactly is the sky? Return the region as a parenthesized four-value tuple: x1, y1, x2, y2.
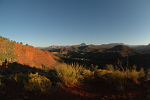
(0, 0, 150, 47)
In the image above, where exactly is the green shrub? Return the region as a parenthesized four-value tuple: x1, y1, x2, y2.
(0, 40, 17, 63)
(20, 42, 23, 44)
(24, 72, 52, 94)
(56, 63, 83, 87)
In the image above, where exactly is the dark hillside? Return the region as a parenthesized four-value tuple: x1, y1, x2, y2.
(47, 45, 113, 53)
(54, 45, 147, 70)
(105, 45, 143, 57)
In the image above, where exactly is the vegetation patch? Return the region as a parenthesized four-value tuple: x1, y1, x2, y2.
(95, 64, 146, 88)
(55, 63, 84, 87)
(0, 37, 17, 64)
(24, 72, 52, 94)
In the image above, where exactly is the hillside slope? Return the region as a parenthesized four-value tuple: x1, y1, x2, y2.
(105, 45, 143, 57)
(14, 44, 56, 68)
(0, 36, 56, 68)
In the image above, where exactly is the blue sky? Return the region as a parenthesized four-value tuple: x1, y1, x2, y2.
(0, 0, 150, 47)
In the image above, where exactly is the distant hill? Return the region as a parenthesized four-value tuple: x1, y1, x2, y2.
(39, 43, 86, 50)
(38, 42, 150, 51)
(144, 43, 150, 50)
(101, 43, 125, 46)
(129, 45, 146, 49)
(106, 45, 130, 52)
(45, 45, 113, 53)
(81, 45, 143, 61)
(0, 36, 56, 68)
(105, 45, 143, 57)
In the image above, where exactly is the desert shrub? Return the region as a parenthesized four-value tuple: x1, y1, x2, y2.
(127, 70, 139, 83)
(24, 72, 52, 94)
(20, 42, 23, 44)
(125, 66, 140, 82)
(56, 63, 84, 87)
(82, 69, 92, 82)
(105, 70, 126, 86)
(106, 64, 114, 71)
(14, 73, 28, 83)
(0, 36, 9, 40)
(95, 65, 144, 86)
(139, 68, 146, 78)
(90, 64, 98, 71)
(94, 69, 112, 77)
(147, 68, 150, 79)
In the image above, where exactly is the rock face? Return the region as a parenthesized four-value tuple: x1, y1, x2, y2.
(14, 43, 56, 68)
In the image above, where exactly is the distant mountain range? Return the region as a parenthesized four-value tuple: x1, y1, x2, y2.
(37, 43, 86, 49)
(37, 43, 149, 50)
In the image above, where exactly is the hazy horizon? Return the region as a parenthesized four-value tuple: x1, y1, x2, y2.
(0, 0, 150, 47)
